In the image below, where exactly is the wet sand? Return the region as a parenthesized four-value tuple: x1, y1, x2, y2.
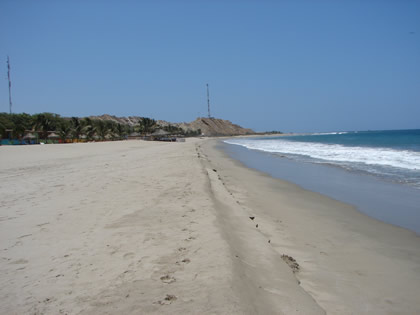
(222, 141, 420, 234)
(201, 140, 420, 314)
(1, 139, 419, 314)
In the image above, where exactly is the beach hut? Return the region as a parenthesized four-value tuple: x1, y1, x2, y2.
(47, 132, 60, 144)
(150, 129, 177, 141)
(127, 132, 142, 140)
(150, 129, 169, 141)
(23, 132, 37, 139)
(47, 132, 59, 139)
(23, 132, 38, 144)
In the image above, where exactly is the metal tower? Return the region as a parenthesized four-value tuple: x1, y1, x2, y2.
(7, 56, 12, 114)
(206, 83, 211, 118)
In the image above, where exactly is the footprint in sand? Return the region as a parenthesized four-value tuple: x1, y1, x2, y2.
(176, 258, 191, 265)
(160, 275, 176, 284)
(156, 294, 177, 305)
(10, 258, 28, 264)
(123, 252, 135, 260)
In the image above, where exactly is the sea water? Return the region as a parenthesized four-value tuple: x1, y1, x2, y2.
(223, 129, 420, 234)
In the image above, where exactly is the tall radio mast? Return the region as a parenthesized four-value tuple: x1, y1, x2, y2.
(206, 83, 211, 118)
(7, 56, 12, 114)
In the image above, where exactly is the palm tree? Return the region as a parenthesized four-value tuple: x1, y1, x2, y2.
(138, 117, 157, 136)
(58, 122, 72, 142)
(71, 117, 83, 140)
(82, 118, 96, 141)
(116, 123, 127, 140)
(10, 113, 32, 139)
(0, 114, 13, 139)
(106, 120, 117, 140)
(96, 120, 109, 140)
(33, 113, 53, 139)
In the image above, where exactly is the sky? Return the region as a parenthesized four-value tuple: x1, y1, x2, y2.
(0, 0, 419, 132)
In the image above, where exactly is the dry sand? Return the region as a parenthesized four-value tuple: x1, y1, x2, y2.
(1, 139, 419, 314)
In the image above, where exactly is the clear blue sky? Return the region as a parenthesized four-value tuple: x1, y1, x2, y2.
(1, 0, 419, 132)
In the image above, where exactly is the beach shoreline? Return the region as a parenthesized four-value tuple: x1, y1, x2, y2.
(221, 139, 420, 235)
(1, 139, 419, 314)
(201, 139, 420, 314)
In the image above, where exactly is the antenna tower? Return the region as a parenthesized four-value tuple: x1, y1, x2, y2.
(206, 83, 211, 118)
(7, 56, 12, 114)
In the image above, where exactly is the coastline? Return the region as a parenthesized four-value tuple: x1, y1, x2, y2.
(1, 139, 419, 314)
(201, 139, 420, 314)
(221, 140, 420, 234)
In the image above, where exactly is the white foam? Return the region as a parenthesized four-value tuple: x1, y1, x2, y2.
(224, 139, 420, 171)
(310, 131, 349, 135)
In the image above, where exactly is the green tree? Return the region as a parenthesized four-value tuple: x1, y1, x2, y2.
(58, 120, 72, 142)
(1, 113, 35, 139)
(95, 120, 109, 140)
(33, 113, 61, 139)
(13, 113, 33, 139)
(163, 124, 184, 134)
(71, 117, 83, 140)
(106, 120, 117, 140)
(82, 118, 96, 141)
(114, 123, 124, 140)
(138, 117, 157, 135)
(0, 113, 14, 138)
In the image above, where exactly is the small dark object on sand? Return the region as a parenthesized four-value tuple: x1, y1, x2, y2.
(213, 169, 217, 172)
(281, 254, 300, 273)
(157, 294, 177, 305)
(249, 216, 255, 220)
(256, 224, 259, 228)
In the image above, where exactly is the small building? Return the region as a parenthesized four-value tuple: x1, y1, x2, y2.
(23, 132, 39, 144)
(127, 132, 143, 140)
(149, 129, 177, 141)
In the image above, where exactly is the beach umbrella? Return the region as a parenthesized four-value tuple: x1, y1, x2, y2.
(48, 132, 59, 139)
(23, 132, 37, 139)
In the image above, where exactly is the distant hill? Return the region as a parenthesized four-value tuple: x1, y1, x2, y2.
(89, 115, 254, 136)
(87, 114, 142, 126)
(176, 118, 254, 136)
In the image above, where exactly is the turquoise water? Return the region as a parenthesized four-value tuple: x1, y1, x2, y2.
(282, 129, 420, 151)
(225, 129, 420, 189)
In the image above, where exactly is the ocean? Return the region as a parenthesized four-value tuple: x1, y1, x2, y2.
(225, 129, 420, 190)
(223, 129, 420, 234)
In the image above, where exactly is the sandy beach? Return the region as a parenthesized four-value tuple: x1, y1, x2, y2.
(1, 139, 419, 314)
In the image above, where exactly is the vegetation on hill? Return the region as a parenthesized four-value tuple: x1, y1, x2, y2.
(1, 112, 256, 142)
(88, 115, 255, 136)
(0, 112, 201, 141)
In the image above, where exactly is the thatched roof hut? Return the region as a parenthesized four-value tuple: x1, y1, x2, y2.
(48, 132, 59, 139)
(151, 129, 170, 136)
(127, 132, 142, 140)
(23, 132, 37, 140)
